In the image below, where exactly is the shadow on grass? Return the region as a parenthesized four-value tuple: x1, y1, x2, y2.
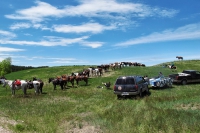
(117, 91, 152, 100)
(150, 86, 174, 90)
(173, 82, 200, 86)
(11, 92, 47, 98)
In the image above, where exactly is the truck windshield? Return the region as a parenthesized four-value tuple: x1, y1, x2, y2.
(115, 79, 125, 85)
(126, 78, 135, 84)
(115, 78, 135, 85)
(183, 71, 191, 74)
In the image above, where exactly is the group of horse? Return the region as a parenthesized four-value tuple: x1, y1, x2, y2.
(109, 62, 145, 70)
(48, 66, 107, 90)
(0, 77, 44, 96)
(0, 61, 145, 96)
(48, 73, 88, 90)
(48, 62, 146, 90)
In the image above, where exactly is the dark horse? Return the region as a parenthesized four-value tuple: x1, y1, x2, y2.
(176, 56, 183, 60)
(48, 77, 66, 90)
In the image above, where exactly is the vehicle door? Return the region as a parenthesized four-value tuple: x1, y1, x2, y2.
(195, 71, 200, 82)
(137, 77, 148, 92)
(190, 71, 199, 82)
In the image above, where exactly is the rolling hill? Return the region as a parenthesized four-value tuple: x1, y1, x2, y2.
(0, 60, 200, 133)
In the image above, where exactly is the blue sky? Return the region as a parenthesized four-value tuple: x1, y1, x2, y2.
(0, 0, 200, 67)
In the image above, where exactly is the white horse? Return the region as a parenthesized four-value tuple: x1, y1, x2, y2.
(1, 79, 27, 96)
(88, 68, 93, 76)
(92, 68, 100, 77)
(27, 80, 43, 95)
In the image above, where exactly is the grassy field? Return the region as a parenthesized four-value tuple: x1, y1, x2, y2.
(1, 60, 200, 133)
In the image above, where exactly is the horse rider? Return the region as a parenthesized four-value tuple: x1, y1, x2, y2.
(159, 72, 164, 78)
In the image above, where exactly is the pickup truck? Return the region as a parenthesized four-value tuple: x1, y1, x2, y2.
(169, 70, 200, 85)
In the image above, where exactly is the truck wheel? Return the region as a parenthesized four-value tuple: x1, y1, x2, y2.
(168, 82, 172, 88)
(181, 80, 187, 85)
(168, 79, 173, 88)
(117, 95, 122, 100)
(146, 88, 150, 96)
(139, 89, 143, 97)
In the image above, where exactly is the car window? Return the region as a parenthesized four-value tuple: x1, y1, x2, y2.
(183, 71, 190, 74)
(126, 78, 135, 84)
(196, 71, 200, 74)
(135, 77, 139, 83)
(115, 79, 125, 85)
(137, 77, 144, 84)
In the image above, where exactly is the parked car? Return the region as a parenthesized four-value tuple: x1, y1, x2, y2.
(169, 70, 200, 85)
(149, 76, 173, 88)
(113, 76, 149, 99)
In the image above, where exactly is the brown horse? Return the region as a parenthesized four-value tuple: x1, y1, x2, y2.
(83, 69, 90, 77)
(98, 68, 103, 76)
(61, 75, 74, 88)
(73, 75, 88, 86)
(176, 56, 183, 60)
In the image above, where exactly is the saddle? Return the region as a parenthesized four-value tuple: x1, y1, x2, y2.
(14, 80, 21, 86)
(12, 80, 21, 89)
(62, 75, 67, 81)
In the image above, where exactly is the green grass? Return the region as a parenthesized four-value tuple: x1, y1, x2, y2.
(1, 60, 200, 133)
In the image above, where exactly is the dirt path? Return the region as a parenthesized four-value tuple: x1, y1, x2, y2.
(0, 116, 18, 133)
(0, 126, 12, 133)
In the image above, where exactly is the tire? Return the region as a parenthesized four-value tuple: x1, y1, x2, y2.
(167, 82, 172, 88)
(146, 88, 150, 96)
(139, 89, 143, 97)
(168, 80, 173, 88)
(181, 80, 187, 85)
(117, 95, 122, 100)
(156, 82, 160, 87)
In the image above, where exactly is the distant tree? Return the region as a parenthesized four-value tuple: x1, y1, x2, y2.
(0, 57, 12, 75)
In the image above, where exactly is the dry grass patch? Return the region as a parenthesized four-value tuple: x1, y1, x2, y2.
(175, 103, 200, 110)
(102, 70, 117, 77)
(58, 120, 103, 133)
(40, 96, 77, 104)
(0, 116, 20, 133)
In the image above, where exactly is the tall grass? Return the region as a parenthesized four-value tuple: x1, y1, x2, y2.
(0, 60, 200, 132)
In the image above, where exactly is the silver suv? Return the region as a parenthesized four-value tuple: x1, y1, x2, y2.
(113, 76, 149, 99)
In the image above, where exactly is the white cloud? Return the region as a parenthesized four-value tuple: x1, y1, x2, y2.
(0, 29, 102, 48)
(5, 0, 178, 23)
(53, 23, 116, 33)
(4, 0, 179, 36)
(0, 46, 24, 52)
(65, 0, 178, 18)
(0, 30, 16, 39)
(81, 41, 104, 48)
(10, 23, 31, 30)
(0, 35, 97, 47)
(47, 60, 88, 64)
(1, 55, 87, 66)
(5, 1, 65, 22)
(115, 23, 200, 46)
